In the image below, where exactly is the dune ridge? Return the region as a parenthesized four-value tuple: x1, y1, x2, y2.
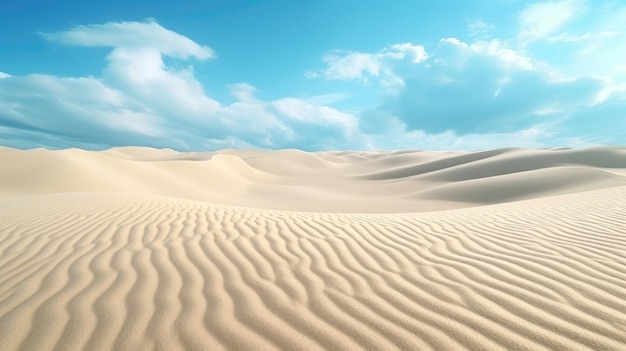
(1, 146, 626, 212)
(1, 147, 625, 350)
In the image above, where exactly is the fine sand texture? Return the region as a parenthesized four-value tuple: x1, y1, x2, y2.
(1, 146, 625, 350)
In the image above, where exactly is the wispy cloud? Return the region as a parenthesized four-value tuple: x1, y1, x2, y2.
(467, 20, 495, 38)
(306, 43, 427, 88)
(41, 19, 214, 59)
(514, 0, 626, 80)
(518, 0, 588, 44)
(546, 30, 621, 43)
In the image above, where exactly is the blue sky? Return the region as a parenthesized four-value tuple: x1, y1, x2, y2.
(0, 0, 624, 151)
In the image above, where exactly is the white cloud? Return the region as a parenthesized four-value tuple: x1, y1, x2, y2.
(311, 38, 538, 88)
(272, 98, 356, 126)
(0, 74, 161, 147)
(2, 15, 624, 152)
(42, 20, 222, 124)
(42, 20, 214, 60)
(385, 43, 428, 63)
(315, 52, 382, 81)
(102, 47, 221, 121)
(229, 83, 259, 103)
(0, 67, 365, 150)
(354, 36, 616, 144)
(469, 40, 536, 70)
(300, 0, 623, 147)
(467, 20, 495, 37)
(363, 124, 556, 151)
(518, 0, 588, 43)
(0, 20, 368, 151)
(516, 1, 626, 81)
(546, 30, 621, 43)
(301, 92, 352, 106)
(307, 43, 428, 87)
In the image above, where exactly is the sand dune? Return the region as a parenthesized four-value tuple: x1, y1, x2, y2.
(1, 147, 625, 350)
(2, 146, 626, 212)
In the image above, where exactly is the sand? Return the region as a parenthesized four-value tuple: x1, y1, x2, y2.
(0, 146, 625, 350)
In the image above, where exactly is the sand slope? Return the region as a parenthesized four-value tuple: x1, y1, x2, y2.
(1, 146, 626, 212)
(1, 147, 626, 350)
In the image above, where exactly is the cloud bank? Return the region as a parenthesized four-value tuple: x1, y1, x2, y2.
(0, 20, 361, 151)
(0, 5, 624, 151)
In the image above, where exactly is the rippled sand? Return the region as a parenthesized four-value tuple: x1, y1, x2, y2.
(1, 146, 625, 350)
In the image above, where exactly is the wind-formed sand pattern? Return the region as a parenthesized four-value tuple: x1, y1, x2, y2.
(1, 146, 626, 350)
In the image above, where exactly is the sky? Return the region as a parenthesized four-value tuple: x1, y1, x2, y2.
(0, 0, 625, 151)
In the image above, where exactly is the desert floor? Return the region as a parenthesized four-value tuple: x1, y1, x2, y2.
(1, 146, 625, 350)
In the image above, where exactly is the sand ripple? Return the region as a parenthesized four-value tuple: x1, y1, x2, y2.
(1, 187, 625, 350)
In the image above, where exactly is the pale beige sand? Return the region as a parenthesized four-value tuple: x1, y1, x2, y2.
(0, 147, 625, 350)
(2, 146, 626, 212)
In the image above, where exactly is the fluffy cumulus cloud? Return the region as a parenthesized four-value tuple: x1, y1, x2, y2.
(307, 1, 625, 148)
(0, 20, 361, 151)
(363, 38, 605, 135)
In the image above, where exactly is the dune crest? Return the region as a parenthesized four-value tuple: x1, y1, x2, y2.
(1, 146, 625, 212)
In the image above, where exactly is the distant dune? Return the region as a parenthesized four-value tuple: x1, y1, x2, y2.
(1, 147, 625, 350)
(2, 146, 626, 212)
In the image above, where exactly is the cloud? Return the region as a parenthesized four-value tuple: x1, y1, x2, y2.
(103, 47, 222, 120)
(362, 124, 557, 151)
(515, 0, 626, 67)
(217, 87, 361, 150)
(513, 0, 626, 87)
(0, 74, 161, 149)
(0, 20, 365, 151)
(303, 0, 623, 145)
(310, 52, 382, 81)
(42, 20, 214, 59)
(351, 37, 617, 140)
(550, 94, 626, 146)
(518, 0, 588, 44)
(546, 30, 622, 43)
(306, 43, 427, 88)
(300, 93, 353, 106)
(0, 70, 361, 151)
(1, 13, 623, 152)
(467, 20, 495, 37)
